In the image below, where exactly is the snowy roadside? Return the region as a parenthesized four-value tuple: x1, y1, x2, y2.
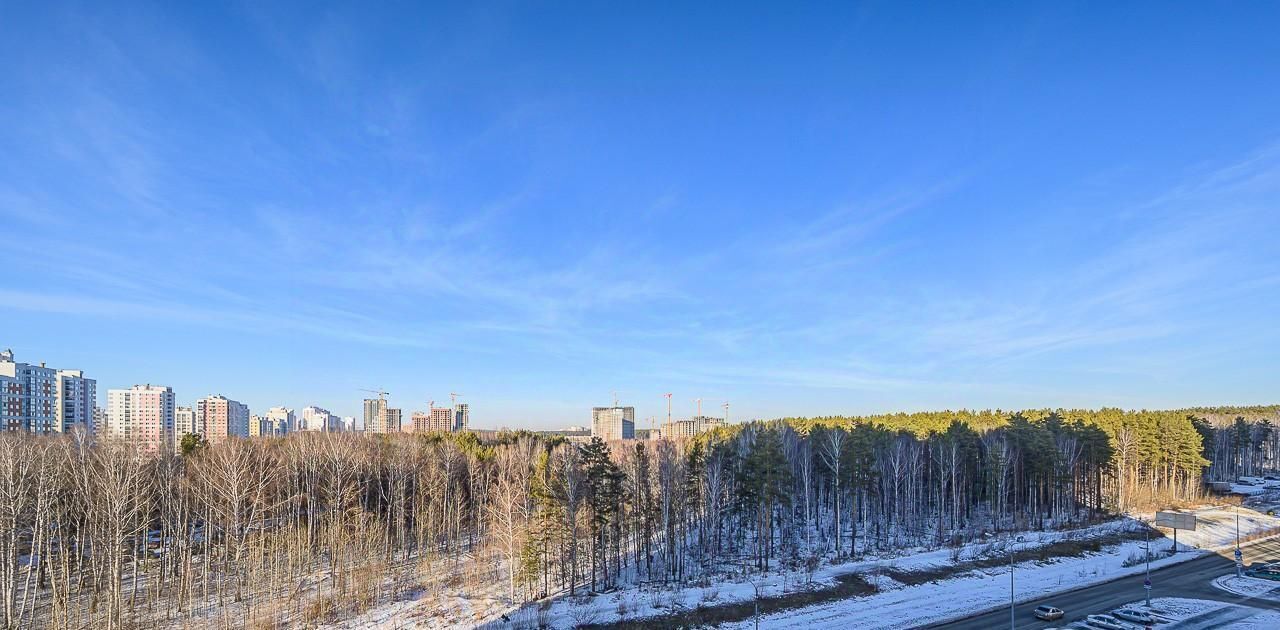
(500, 518, 1153, 629)
(719, 505, 1280, 630)
(1111, 597, 1280, 629)
(1211, 574, 1280, 602)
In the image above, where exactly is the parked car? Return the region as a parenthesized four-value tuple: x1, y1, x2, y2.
(1113, 607, 1154, 624)
(1264, 475, 1279, 481)
(1085, 614, 1127, 630)
(1246, 564, 1280, 581)
(1034, 605, 1065, 620)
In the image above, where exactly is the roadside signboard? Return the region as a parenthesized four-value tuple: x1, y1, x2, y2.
(1155, 511, 1197, 531)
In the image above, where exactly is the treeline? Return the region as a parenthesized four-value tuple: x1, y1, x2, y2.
(0, 406, 1264, 628)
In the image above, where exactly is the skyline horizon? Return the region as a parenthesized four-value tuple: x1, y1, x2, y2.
(4, 343, 1276, 432)
(4, 3, 1279, 429)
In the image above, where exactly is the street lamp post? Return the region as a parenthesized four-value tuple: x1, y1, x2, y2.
(1144, 518, 1152, 607)
(1237, 506, 1243, 578)
(1010, 535, 1025, 630)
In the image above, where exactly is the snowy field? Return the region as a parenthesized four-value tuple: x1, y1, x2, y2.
(323, 504, 1280, 629)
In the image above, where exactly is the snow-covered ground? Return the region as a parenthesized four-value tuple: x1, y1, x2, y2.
(1211, 574, 1280, 602)
(1142, 503, 1280, 550)
(719, 505, 1280, 630)
(1103, 597, 1280, 629)
(322, 504, 1280, 629)
(718, 537, 1187, 629)
(495, 518, 1154, 629)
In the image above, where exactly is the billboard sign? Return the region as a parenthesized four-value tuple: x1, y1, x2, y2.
(1155, 511, 1197, 531)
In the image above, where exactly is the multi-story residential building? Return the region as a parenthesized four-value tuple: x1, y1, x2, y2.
(56, 369, 96, 434)
(342, 416, 355, 432)
(1, 349, 94, 434)
(174, 406, 200, 445)
(454, 403, 470, 432)
(659, 418, 698, 440)
(374, 407, 401, 434)
(659, 415, 726, 440)
(405, 411, 427, 433)
(406, 405, 467, 433)
(264, 406, 295, 435)
(591, 405, 635, 441)
(363, 398, 387, 433)
(197, 395, 249, 445)
(300, 406, 338, 432)
(104, 384, 175, 452)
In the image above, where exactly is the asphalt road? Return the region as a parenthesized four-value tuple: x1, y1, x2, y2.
(931, 537, 1280, 629)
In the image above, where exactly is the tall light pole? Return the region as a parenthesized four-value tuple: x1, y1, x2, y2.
(1010, 535, 1024, 629)
(1144, 518, 1152, 606)
(1237, 505, 1243, 577)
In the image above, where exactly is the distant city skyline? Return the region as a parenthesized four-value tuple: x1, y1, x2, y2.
(3, 4, 1279, 429)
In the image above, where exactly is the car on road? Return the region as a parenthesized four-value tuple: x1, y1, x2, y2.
(1112, 607, 1154, 624)
(1034, 605, 1065, 621)
(1246, 563, 1280, 581)
(1084, 614, 1127, 629)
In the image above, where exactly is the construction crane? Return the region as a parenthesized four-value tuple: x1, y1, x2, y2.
(359, 388, 390, 402)
(663, 393, 672, 423)
(450, 392, 463, 409)
(723, 401, 730, 423)
(694, 397, 703, 417)
(611, 390, 619, 408)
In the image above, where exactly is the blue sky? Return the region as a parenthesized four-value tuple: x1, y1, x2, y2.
(2, 2, 1278, 429)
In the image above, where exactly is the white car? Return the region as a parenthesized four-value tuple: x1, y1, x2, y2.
(1034, 605, 1065, 620)
(1112, 607, 1153, 624)
(1085, 614, 1126, 630)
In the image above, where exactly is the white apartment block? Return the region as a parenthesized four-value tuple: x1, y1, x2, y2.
(264, 406, 295, 435)
(105, 384, 175, 453)
(300, 405, 337, 432)
(591, 406, 635, 441)
(197, 395, 249, 445)
(174, 406, 200, 446)
(0, 349, 95, 434)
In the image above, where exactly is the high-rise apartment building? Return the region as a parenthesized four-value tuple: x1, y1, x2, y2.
(363, 398, 386, 433)
(342, 416, 355, 432)
(197, 395, 249, 445)
(454, 403, 470, 432)
(591, 405, 635, 441)
(104, 384, 175, 452)
(264, 406, 295, 435)
(174, 406, 199, 445)
(0, 349, 95, 434)
(56, 369, 96, 434)
(300, 405, 337, 432)
(373, 407, 401, 434)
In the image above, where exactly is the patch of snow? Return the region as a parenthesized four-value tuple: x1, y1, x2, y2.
(1211, 574, 1280, 602)
(1113, 597, 1280, 630)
